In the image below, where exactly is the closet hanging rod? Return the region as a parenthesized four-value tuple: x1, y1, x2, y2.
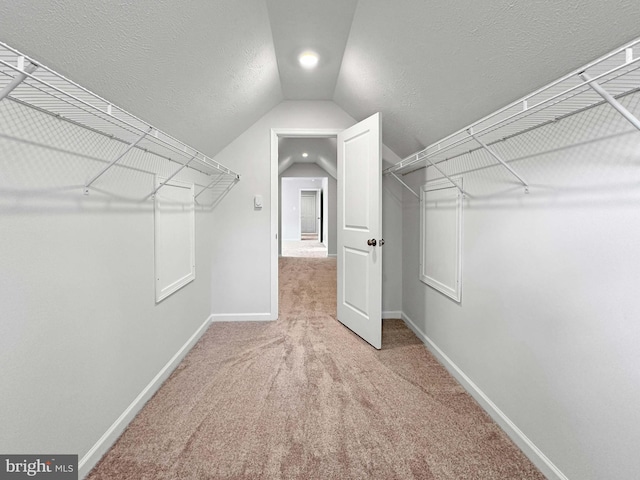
(384, 37, 640, 176)
(0, 42, 240, 181)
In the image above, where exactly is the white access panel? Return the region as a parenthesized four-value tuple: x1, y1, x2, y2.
(154, 177, 195, 303)
(337, 113, 382, 349)
(420, 178, 463, 302)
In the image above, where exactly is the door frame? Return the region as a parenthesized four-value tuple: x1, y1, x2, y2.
(299, 188, 321, 239)
(270, 128, 343, 320)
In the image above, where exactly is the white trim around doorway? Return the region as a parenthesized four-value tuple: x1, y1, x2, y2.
(270, 128, 343, 320)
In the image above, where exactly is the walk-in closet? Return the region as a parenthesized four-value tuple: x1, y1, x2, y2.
(1, 2, 639, 479)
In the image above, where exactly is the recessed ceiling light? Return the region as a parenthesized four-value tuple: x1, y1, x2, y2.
(299, 51, 318, 69)
(302, 152, 309, 158)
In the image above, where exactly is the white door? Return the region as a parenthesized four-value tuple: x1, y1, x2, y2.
(337, 113, 382, 349)
(300, 191, 317, 234)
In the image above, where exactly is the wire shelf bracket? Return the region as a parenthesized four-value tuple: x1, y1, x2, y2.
(84, 127, 152, 195)
(579, 71, 640, 133)
(390, 172, 419, 198)
(149, 153, 198, 198)
(0, 56, 37, 102)
(423, 155, 467, 197)
(467, 127, 529, 194)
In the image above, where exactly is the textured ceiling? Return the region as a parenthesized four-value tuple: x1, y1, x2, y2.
(336, 0, 640, 158)
(0, 0, 283, 157)
(0, 1, 639, 162)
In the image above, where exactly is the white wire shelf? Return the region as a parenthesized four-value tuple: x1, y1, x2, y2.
(384, 37, 640, 190)
(0, 41, 240, 195)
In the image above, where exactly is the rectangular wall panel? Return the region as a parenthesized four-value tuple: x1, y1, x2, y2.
(419, 178, 463, 301)
(155, 178, 196, 302)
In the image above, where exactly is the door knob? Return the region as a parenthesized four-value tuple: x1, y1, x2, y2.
(379, 239, 385, 246)
(367, 238, 377, 246)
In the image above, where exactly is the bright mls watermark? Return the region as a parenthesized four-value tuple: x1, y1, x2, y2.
(0, 455, 77, 479)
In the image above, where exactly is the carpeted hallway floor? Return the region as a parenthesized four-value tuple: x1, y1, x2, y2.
(87, 257, 544, 479)
(282, 239, 328, 257)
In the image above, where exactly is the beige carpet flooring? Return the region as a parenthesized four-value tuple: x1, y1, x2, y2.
(282, 240, 328, 258)
(88, 257, 544, 479)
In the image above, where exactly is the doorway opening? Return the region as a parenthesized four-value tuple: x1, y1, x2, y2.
(271, 114, 382, 348)
(281, 181, 328, 257)
(271, 115, 382, 349)
(300, 189, 319, 242)
(271, 129, 341, 318)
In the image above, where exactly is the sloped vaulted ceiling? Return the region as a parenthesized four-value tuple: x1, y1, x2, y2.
(0, 0, 639, 162)
(334, 0, 640, 158)
(0, 0, 283, 157)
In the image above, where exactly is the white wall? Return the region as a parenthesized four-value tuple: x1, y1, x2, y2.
(280, 177, 324, 241)
(210, 101, 352, 317)
(211, 100, 403, 317)
(400, 94, 640, 480)
(0, 100, 218, 472)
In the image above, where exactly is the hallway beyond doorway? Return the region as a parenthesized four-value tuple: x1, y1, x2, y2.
(282, 239, 328, 258)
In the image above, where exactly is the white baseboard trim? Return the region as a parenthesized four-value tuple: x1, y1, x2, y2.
(400, 312, 568, 480)
(211, 312, 275, 322)
(328, 253, 337, 258)
(78, 315, 213, 479)
(382, 310, 403, 319)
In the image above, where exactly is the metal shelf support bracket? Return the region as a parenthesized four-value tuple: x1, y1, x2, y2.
(423, 156, 467, 197)
(580, 72, 640, 133)
(468, 128, 529, 193)
(84, 127, 152, 194)
(389, 172, 419, 199)
(0, 57, 38, 102)
(149, 154, 198, 198)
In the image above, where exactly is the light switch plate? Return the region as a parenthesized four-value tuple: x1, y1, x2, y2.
(254, 195, 263, 209)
